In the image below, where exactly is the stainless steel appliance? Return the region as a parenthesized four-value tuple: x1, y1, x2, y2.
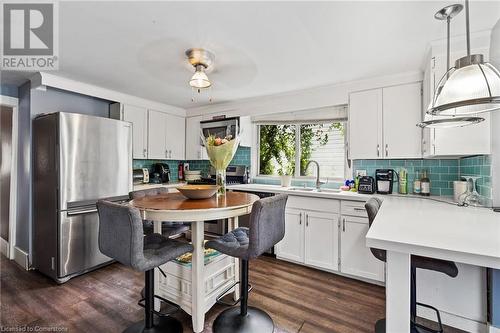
(188, 165, 248, 236)
(133, 168, 149, 184)
(200, 116, 239, 140)
(153, 163, 171, 183)
(33, 112, 132, 283)
(375, 169, 396, 195)
(358, 176, 376, 194)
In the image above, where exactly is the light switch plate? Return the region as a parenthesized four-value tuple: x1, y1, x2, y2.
(355, 170, 367, 177)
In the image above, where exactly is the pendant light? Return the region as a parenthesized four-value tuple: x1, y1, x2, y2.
(417, 3, 485, 128)
(427, 0, 500, 116)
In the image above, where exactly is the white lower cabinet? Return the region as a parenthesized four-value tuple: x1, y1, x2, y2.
(276, 196, 384, 284)
(340, 215, 385, 282)
(276, 208, 304, 263)
(304, 211, 339, 271)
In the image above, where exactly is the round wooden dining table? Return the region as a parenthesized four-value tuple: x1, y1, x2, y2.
(129, 191, 259, 333)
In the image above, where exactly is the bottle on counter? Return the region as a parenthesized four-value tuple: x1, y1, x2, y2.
(178, 163, 184, 181)
(421, 170, 430, 196)
(413, 170, 421, 195)
(399, 168, 408, 194)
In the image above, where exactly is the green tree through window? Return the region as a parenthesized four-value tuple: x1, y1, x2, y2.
(259, 122, 345, 178)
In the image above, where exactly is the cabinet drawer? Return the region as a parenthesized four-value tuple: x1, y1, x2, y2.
(341, 200, 367, 217)
(287, 195, 340, 213)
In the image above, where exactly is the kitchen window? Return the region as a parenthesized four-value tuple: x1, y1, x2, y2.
(257, 119, 347, 180)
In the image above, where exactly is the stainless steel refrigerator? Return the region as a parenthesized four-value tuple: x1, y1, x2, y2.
(33, 112, 132, 283)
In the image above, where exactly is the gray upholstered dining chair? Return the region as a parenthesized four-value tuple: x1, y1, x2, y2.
(206, 194, 288, 333)
(97, 200, 193, 333)
(129, 187, 190, 238)
(365, 197, 458, 333)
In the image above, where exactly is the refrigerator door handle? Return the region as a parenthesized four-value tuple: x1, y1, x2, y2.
(66, 208, 98, 216)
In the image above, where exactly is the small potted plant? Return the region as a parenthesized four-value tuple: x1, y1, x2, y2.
(278, 163, 293, 187)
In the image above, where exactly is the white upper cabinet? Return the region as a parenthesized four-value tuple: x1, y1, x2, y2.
(148, 110, 186, 160)
(110, 103, 148, 159)
(382, 82, 423, 159)
(185, 116, 208, 160)
(165, 113, 185, 160)
(111, 104, 186, 160)
(348, 82, 422, 160)
(239, 116, 252, 147)
(348, 89, 383, 159)
(422, 47, 491, 157)
(148, 110, 168, 159)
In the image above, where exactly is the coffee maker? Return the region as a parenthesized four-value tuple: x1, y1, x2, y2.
(375, 169, 396, 194)
(153, 163, 171, 183)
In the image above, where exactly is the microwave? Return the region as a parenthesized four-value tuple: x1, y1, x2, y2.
(200, 117, 239, 141)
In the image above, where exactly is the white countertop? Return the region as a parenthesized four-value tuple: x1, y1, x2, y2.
(230, 183, 500, 268)
(366, 196, 500, 269)
(133, 182, 186, 191)
(227, 183, 454, 203)
(228, 183, 371, 201)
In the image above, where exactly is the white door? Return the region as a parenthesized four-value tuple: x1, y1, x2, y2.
(340, 216, 385, 282)
(165, 113, 185, 160)
(348, 89, 383, 159)
(148, 110, 167, 159)
(382, 82, 422, 159)
(304, 211, 339, 271)
(122, 105, 148, 159)
(276, 209, 304, 263)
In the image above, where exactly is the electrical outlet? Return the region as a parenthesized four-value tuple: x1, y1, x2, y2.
(355, 170, 367, 177)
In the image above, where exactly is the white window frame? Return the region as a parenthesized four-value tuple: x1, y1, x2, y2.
(254, 121, 348, 183)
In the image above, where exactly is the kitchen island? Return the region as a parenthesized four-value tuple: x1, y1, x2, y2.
(366, 196, 500, 333)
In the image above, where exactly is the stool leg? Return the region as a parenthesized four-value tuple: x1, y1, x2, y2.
(145, 269, 154, 329)
(240, 260, 249, 316)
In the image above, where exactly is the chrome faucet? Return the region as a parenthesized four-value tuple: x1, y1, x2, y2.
(305, 160, 325, 191)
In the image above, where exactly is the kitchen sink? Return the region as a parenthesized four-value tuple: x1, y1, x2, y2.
(287, 187, 340, 193)
(317, 188, 341, 193)
(288, 187, 315, 191)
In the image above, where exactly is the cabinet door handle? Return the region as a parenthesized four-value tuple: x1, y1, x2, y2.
(165, 149, 168, 158)
(353, 207, 365, 211)
(377, 144, 380, 157)
(306, 214, 309, 227)
(143, 148, 147, 157)
(169, 150, 172, 158)
(385, 144, 388, 157)
(299, 213, 302, 225)
(342, 218, 346, 232)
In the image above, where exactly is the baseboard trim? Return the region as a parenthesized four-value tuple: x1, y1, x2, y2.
(489, 325, 500, 333)
(0, 238, 9, 258)
(419, 306, 487, 333)
(13, 246, 29, 270)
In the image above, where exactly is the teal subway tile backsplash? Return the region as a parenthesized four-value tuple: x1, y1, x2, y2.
(459, 155, 492, 199)
(353, 159, 460, 196)
(133, 146, 252, 182)
(353, 155, 492, 198)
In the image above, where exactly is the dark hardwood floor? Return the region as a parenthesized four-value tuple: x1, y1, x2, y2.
(0, 255, 466, 333)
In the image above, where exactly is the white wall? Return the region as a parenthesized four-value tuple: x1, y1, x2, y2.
(186, 71, 423, 119)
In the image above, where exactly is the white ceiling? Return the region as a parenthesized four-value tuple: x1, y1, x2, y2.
(3, 1, 500, 108)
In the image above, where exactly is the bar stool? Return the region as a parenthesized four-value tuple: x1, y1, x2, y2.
(365, 198, 459, 333)
(206, 194, 288, 333)
(97, 200, 193, 333)
(130, 188, 190, 237)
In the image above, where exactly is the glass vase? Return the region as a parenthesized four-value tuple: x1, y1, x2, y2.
(216, 168, 227, 196)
